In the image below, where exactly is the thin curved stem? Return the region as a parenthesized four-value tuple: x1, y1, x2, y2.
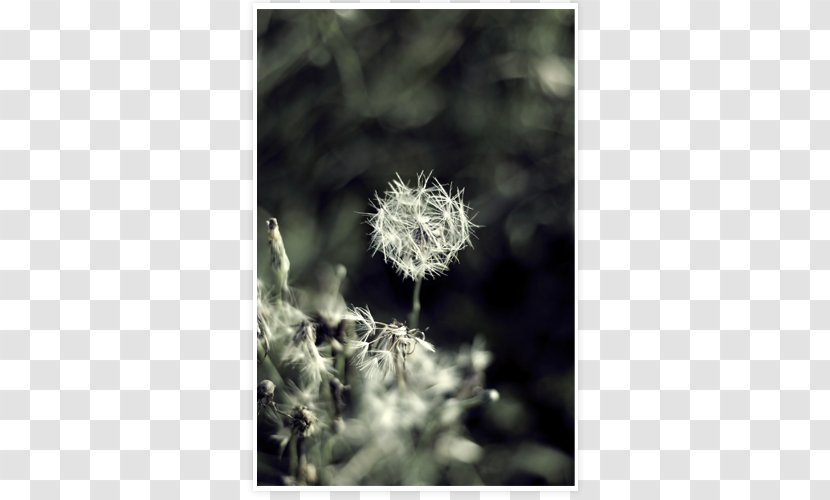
(395, 355, 407, 392)
(408, 276, 422, 329)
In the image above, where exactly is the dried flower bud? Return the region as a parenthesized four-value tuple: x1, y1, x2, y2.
(257, 380, 276, 415)
(289, 405, 317, 437)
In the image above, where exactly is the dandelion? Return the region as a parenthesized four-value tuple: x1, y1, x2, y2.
(346, 306, 434, 388)
(366, 172, 476, 327)
(258, 199, 497, 486)
(282, 320, 334, 389)
(367, 172, 475, 280)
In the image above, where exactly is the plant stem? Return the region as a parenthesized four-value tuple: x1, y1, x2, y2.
(296, 435, 308, 484)
(329, 378, 346, 423)
(395, 356, 407, 392)
(408, 276, 422, 329)
(289, 434, 298, 478)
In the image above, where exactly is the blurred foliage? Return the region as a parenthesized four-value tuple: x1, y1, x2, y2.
(257, 8, 574, 486)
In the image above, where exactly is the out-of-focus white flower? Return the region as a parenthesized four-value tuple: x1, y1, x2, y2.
(359, 379, 430, 434)
(435, 434, 483, 464)
(459, 335, 493, 374)
(310, 264, 349, 332)
(366, 172, 476, 280)
(345, 306, 434, 379)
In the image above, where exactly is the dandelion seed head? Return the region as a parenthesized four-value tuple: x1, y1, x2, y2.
(367, 172, 476, 280)
(345, 306, 434, 379)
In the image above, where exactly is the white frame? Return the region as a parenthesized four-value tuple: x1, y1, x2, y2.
(252, 2, 578, 491)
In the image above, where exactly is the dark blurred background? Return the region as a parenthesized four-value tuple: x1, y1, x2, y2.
(257, 9, 574, 485)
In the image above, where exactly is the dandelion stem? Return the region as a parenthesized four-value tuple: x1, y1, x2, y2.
(288, 429, 310, 484)
(329, 377, 347, 424)
(289, 433, 298, 479)
(296, 435, 308, 484)
(408, 276, 422, 329)
(395, 356, 407, 391)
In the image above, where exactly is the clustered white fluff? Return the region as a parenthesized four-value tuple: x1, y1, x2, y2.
(257, 172, 490, 486)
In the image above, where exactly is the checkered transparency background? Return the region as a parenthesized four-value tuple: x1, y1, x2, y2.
(0, 0, 828, 499)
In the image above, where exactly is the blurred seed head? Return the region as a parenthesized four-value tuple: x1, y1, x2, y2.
(257, 379, 277, 415)
(289, 405, 318, 437)
(282, 320, 334, 389)
(366, 172, 476, 281)
(310, 263, 349, 332)
(258, 379, 276, 400)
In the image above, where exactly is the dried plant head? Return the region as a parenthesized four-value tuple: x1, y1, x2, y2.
(345, 306, 435, 379)
(366, 172, 477, 281)
(257, 379, 277, 415)
(289, 405, 318, 438)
